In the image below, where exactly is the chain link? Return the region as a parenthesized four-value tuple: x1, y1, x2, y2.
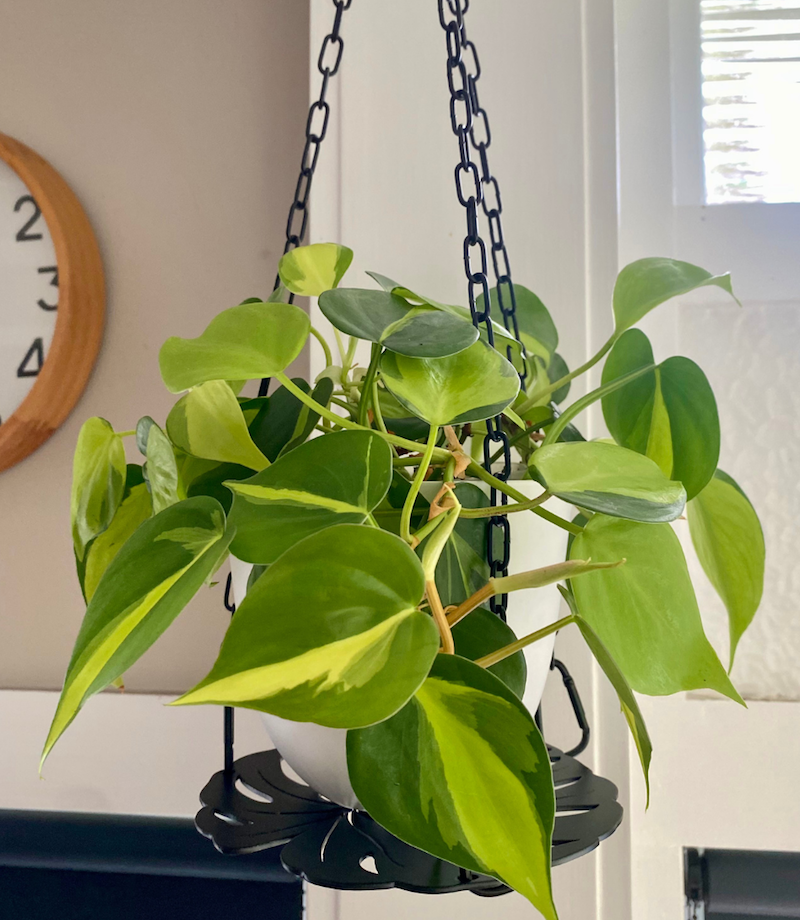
(438, 0, 525, 622)
(273, 0, 353, 302)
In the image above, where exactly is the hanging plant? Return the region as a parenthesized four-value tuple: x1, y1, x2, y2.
(44, 241, 764, 919)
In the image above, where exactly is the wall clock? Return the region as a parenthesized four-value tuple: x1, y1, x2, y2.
(0, 132, 104, 473)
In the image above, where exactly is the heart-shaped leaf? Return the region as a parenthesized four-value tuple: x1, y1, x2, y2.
(227, 429, 392, 564)
(380, 341, 520, 426)
(174, 524, 438, 728)
(347, 654, 556, 920)
(43, 497, 233, 765)
(547, 353, 571, 404)
(80, 466, 153, 601)
(452, 609, 527, 698)
(687, 470, 765, 668)
(569, 514, 742, 701)
(137, 417, 180, 514)
(167, 380, 270, 472)
(480, 284, 558, 365)
(278, 243, 353, 297)
(601, 329, 720, 499)
(367, 271, 523, 365)
(159, 302, 309, 393)
(530, 441, 686, 522)
(71, 418, 127, 563)
(319, 288, 478, 357)
(613, 258, 739, 335)
(246, 377, 334, 461)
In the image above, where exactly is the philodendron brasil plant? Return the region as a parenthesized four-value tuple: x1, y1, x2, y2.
(45, 243, 765, 919)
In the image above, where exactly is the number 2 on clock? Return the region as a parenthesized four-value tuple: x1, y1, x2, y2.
(14, 194, 44, 242)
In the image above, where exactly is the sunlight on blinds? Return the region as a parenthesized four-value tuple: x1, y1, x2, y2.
(702, 1, 800, 203)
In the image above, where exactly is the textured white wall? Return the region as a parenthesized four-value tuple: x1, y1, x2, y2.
(679, 298, 800, 700)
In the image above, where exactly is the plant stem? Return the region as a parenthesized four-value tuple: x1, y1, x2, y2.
(371, 379, 388, 435)
(116, 430, 136, 438)
(475, 615, 576, 668)
(309, 326, 333, 367)
(516, 334, 616, 414)
(426, 579, 455, 654)
(274, 372, 451, 460)
(466, 461, 583, 535)
(458, 493, 551, 518)
(400, 425, 438, 544)
(358, 344, 381, 427)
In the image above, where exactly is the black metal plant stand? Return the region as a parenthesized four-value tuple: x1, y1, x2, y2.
(201, 0, 624, 896)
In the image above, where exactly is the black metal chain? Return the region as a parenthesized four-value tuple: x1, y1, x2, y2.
(438, 0, 524, 622)
(225, 0, 353, 775)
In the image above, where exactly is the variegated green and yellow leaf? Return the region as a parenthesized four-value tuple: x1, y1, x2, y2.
(159, 301, 309, 392)
(278, 242, 353, 297)
(530, 441, 686, 523)
(167, 380, 270, 473)
(173, 524, 438, 728)
(137, 416, 180, 513)
(43, 497, 232, 765)
(347, 655, 557, 920)
(83, 477, 153, 601)
(71, 418, 127, 563)
(227, 429, 392, 564)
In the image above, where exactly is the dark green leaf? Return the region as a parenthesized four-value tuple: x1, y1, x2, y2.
(319, 289, 478, 358)
(480, 285, 558, 364)
(601, 329, 720, 499)
(548, 352, 571, 405)
(452, 608, 527, 698)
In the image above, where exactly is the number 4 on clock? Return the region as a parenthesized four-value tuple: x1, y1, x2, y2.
(17, 338, 44, 378)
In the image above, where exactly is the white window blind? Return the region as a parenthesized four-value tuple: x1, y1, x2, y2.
(701, 1, 800, 203)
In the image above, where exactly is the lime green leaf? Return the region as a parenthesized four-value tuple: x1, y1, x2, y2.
(159, 302, 310, 393)
(380, 341, 519, 426)
(687, 470, 765, 668)
(530, 441, 686, 522)
(602, 329, 720, 499)
(136, 417, 179, 514)
(613, 258, 740, 335)
(227, 429, 392, 564)
(43, 497, 232, 765)
(480, 285, 558, 364)
(71, 418, 127, 563)
(347, 655, 556, 920)
(452, 609, 526, 698)
(559, 585, 651, 803)
(174, 524, 438, 728)
(569, 514, 742, 701)
(83, 479, 153, 601)
(278, 243, 353, 297)
(319, 288, 478, 358)
(167, 380, 270, 472)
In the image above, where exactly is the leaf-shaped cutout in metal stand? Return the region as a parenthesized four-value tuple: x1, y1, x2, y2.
(196, 746, 622, 896)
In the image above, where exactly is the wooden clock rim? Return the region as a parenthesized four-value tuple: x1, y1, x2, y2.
(0, 132, 105, 473)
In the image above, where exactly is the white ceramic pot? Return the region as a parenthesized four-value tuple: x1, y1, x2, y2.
(229, 482, 570, 808)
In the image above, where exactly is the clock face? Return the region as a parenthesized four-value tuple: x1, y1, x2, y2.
(0, 158, 59, 425)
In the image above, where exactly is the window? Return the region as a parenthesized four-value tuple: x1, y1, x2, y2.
(701, 1, 800, 204)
